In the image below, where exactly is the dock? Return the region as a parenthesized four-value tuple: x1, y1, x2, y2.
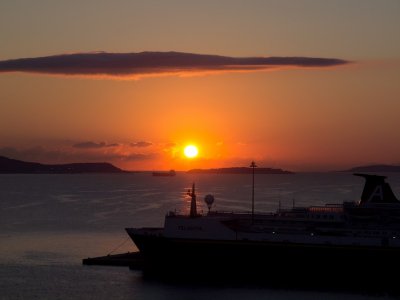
(82, 252, 143, 269)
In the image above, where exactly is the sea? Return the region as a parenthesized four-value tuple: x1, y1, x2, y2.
(1, 172, 400, 300)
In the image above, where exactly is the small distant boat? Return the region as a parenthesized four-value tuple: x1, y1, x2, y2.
(152, 170, 176, 177)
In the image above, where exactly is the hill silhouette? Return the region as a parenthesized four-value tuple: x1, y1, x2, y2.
(0, 156, 124, 174)
(345, 164, 400, 173)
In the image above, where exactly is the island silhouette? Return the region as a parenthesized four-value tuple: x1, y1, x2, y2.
(0, 156, 124, 174)
(344, 164, 400, 173)
(187, 167, 293, 174)
(3, 155, 396, 174)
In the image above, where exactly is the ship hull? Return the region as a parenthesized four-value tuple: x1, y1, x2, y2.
(126, 228, 400, 287)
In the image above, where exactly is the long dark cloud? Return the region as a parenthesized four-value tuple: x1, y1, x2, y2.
(72, 141, 119, 149)
(0, 51, 349, 78)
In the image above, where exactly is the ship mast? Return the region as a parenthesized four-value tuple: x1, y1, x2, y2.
(250, 161, 257, 224)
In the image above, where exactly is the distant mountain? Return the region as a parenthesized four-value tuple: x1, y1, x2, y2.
(345, 164, 400, 173)
(187, 167, 293, 174)
(0, 156, 125, 174)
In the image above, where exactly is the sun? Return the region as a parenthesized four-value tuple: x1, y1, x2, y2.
(184, 145, 198, 158)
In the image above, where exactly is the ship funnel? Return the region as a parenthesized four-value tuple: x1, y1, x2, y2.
(188, 182, 197, 217)
(354, 173, 399, 205)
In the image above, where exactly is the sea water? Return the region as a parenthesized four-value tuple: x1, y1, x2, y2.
(1, 172, 399, 299)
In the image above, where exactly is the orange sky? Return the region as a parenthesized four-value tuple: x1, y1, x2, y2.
(0, 1, 399, 171)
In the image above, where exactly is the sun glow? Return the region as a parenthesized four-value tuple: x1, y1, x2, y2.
(184, 145, 198, 158)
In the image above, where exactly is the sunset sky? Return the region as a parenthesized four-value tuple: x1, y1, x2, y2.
(0, 0, 399, 171)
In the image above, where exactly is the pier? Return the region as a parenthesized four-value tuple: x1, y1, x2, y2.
(82, 252, 143, 269)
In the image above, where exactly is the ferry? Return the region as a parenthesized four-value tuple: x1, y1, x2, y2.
(126, 172, 400, 284)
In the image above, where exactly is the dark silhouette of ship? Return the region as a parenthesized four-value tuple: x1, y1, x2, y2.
(152, 170, 176, 177)
(126, 171, 400, 287)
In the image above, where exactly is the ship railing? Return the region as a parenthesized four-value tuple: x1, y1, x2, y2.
(208, 211, 276, 217)
(308, 206, 344, 213)
(167, 210, 187, 217)
(325, 203, 343, 207)
(166, 210, 206, 217)
(166, 210, 276, 218)
(278, 207, 308, 213)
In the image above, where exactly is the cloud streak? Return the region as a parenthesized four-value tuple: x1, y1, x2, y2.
(130, 141, 152, 147)
(72, 141, 119, 149)
(0, 146, 158, 164)
(0, 51, 349, 79)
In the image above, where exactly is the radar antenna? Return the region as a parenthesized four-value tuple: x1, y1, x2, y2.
(204, 194, 215, 213)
